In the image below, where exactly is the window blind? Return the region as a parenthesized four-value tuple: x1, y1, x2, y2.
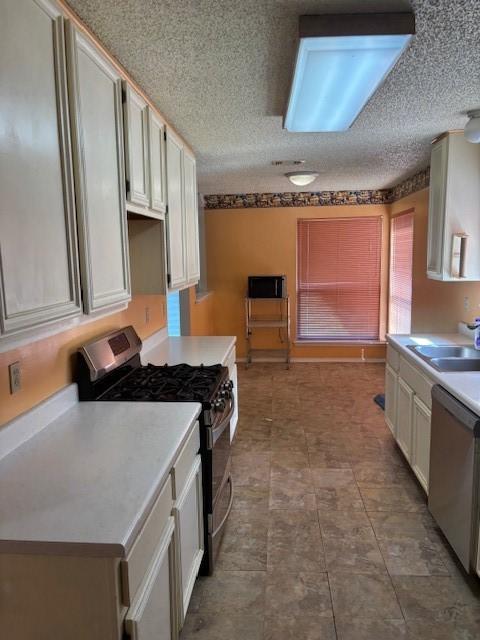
(297, 217, 382, 341)
(389, 212, 414, 334)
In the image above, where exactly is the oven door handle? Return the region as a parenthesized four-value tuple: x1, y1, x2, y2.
(209, 394, 235, 448)
(212, 475, 234, 539)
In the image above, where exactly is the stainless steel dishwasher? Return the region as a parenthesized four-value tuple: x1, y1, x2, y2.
(429, 385, 480, 572)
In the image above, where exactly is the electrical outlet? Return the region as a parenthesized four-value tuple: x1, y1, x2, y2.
(464, 296, 470, 310)
(9, 361, 21, 394)
(145, 306, 150, 324)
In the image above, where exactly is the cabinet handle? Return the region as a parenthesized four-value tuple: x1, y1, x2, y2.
(212, 475, 234, 538)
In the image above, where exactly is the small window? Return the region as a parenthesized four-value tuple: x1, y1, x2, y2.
(389, 211, 414, 334)
(297, 216, 383, 341)
(167, 291, 181, 336)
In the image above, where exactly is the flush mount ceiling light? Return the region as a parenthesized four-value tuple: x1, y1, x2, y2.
(464, 110, 480, 143)
(285, 171, 319, 186)
(284, 13, 415, 132)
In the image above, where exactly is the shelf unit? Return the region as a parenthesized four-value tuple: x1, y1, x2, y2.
(245, 297, 291, 368)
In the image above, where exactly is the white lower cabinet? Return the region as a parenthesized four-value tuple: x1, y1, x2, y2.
(125, 517, 177, 640)
(384, 364, 398, 437)
(385, 344, 433, 495)
(396, 377, 414, 462)
(411, 396, 432, 493)
(173, 455, 204, 627)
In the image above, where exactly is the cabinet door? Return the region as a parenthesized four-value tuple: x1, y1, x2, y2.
(173, 455, 203, 627)
(0, 0, 82, 335)
(427, 136, 448, 279)
(125, 517, 177, 640)
(183, 149, 200, 284)
(396, 377, 414, 461)
(149, 110, 167, 213)
(166, 130, 187, 289)
(411, 396, 431, 494)
(66, 25, 131, 312)
(124, 84, 150, 208)
(384, 364, 398, 437)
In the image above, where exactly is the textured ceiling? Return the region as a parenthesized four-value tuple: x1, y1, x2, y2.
(67, 0, 480, 194)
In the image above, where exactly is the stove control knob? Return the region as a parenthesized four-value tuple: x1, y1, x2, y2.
(214, 399, 225, 411)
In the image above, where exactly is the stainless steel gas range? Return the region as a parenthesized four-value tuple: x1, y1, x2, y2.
(76, 325, 234, 575)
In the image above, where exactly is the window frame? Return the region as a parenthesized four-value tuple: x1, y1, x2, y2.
(388, 209, 414, 335)
(295, 215, 386, 344)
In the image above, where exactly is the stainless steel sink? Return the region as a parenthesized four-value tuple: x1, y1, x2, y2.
(406, 344, 480, 372)
(412, 345, 480, 359)
(429, 358, 480, 372)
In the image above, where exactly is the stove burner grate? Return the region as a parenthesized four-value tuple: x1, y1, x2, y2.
(99, 363, 224, 403)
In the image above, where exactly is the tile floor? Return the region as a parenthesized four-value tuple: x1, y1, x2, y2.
(181, 363, 480, 639)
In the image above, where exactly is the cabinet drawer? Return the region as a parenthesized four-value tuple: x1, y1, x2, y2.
(399, 356, 433, 408)
(386, 345, 400, 371)
(121, 476, 173, 606)
(125, 517, 176, 640)
(171, 423, 200, 500)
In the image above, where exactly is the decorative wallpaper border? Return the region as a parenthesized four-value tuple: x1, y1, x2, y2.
(203, 167, 430, 210)
(389, 166, 430, 202)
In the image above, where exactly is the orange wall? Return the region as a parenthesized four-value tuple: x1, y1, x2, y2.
(391, 189, 480, 333)
(187, 288, 216, 336)
(205, 205, 389, 360)
(0, 295, 166, 427)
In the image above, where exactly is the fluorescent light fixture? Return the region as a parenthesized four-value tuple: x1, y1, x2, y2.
(285, 171, 319, 186)
(285, 13, 415, 132)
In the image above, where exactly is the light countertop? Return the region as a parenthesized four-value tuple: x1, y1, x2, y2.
(387, 333, 480, 415)
(142, 335, 236, 367)
(0, 401, 201, 557)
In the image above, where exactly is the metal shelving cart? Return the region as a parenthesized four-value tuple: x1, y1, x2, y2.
(245, 296, 291, 368)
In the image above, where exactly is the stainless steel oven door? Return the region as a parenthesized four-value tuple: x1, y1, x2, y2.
(208, 395, 234, 501)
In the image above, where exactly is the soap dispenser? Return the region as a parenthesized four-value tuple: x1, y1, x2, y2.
(471, 317, 480, 350)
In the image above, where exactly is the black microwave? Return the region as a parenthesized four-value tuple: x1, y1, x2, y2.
(248, 275, 287, 299)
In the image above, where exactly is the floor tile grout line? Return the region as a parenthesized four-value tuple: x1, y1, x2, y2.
(325, 571, 339, 640)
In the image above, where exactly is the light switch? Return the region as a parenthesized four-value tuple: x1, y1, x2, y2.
(9, 361, 21, 394)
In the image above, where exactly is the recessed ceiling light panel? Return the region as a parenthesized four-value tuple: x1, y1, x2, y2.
(285, 13, 415, 133)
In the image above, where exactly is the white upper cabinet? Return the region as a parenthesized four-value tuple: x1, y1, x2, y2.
(149, 110, 167, 214)
(166, 130, 188, 289)
(183, 149, 201, 283)
(66, 24, 131, 313)
(0, 0, 82, 335)
(165, 131, 200, 290)
(427, 132, 480, 281)
(124, 84, 150, 208)
(123, 84, 167, 216)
